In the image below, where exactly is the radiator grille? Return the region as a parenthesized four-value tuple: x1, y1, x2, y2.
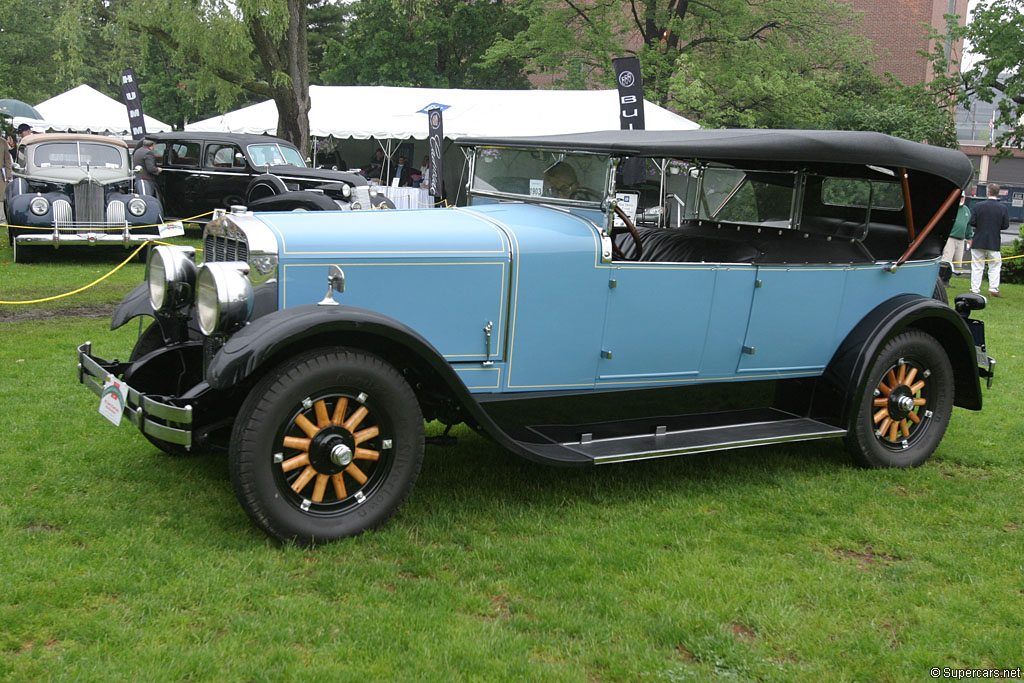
(204, 233, 249, 263)
(74, 181, 105, 224)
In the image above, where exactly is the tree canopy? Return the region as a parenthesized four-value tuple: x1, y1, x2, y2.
(2, 0, 1004, 152)
(960, 0, 1024, 150)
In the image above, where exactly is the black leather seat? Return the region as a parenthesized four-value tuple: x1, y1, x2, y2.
(616, 227, 761, 263)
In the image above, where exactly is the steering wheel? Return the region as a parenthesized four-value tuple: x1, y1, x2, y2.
(611, 203, 643, 261)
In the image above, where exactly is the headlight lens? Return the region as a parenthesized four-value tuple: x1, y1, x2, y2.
(196, 262, 253, 336)
(128, 197, 148, 216)
(29, 196, 49, 215)
(147, 245, 197, 312)
(342, 184, 351, 198)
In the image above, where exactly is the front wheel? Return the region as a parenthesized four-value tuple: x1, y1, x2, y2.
(845, 330, 953, 468)
(229, 348, 424, 545)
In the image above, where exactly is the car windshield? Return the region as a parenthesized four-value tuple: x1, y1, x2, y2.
(247, 143, 305, 168)
(32, 141, 124, 169)
(471, 147, 611, 203)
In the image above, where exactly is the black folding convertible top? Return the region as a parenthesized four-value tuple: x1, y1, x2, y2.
(458, 129, 974, 189)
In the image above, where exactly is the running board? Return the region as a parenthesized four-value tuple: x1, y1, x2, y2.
(523, 408, 845, 465)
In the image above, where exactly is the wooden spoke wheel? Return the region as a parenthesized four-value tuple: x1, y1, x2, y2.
(230, 348, 424, 545)
(275, 392, 391, 514)
(870, 359, 930, 447)
(846, 330, 953, 469)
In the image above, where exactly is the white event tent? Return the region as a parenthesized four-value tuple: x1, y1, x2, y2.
(12, 84, 171, 137)
(186, 84, 698, 139)
(186, 85, 698, 204)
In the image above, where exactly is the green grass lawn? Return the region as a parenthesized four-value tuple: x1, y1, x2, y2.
(0, 258, 1021, 680)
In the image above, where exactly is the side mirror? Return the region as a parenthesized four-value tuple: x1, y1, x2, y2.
(954, 292, 986, 318)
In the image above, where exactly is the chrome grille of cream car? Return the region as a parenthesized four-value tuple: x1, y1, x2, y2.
(106, 200, 126, 226)
(75, 180, 105, 224)
(53, 200, 73, 229)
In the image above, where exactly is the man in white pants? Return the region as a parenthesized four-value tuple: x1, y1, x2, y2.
(969, 183, 1010, 298)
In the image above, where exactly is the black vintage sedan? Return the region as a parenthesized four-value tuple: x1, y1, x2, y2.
(146, 132, 392, 220)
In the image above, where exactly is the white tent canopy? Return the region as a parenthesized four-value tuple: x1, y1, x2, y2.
(12, 84, 171, 136)
(186, 85, 698, 139)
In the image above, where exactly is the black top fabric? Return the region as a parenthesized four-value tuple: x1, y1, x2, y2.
(458, 129, 974, 188)
(968, 198, 1010, 251)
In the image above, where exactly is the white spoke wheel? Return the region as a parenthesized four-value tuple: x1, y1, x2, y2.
(846, 330, 953, 468)
(230, 348, 424, 545)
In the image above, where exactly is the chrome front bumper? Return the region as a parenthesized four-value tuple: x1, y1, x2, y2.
(77, 342, 193, 446)
(15, 221, 185, 247)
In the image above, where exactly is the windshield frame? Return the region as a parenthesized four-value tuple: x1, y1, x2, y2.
(246, 142, 306, 168)
(31, 141, 126, 169)
(468, 146, 614, 208)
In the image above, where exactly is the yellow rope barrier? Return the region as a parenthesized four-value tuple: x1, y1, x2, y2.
(950, 253, 1024, 265)
(0, 241, 151, 305)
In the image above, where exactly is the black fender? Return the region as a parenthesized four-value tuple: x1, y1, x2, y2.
(111, 282, 153, 330)
(814, 294, 982, 428)
(205, 304, 589, 467)
(135, 178, 158, 197)
(6, 177, 28, 199)
(245, 174, 288, 202)
(247, 190, 339, 212)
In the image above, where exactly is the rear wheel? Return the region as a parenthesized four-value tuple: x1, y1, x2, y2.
(230, 348, 424, 545)
(845, 330, 953, 468)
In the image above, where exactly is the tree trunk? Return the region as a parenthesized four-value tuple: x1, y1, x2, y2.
(249, 0, 311, 154)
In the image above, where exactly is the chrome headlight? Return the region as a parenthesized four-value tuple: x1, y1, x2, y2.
(341, 184, 351, 198)
(196, 262, 253, 336)
(128, 197, 148, 216)
(147, 245, 197, 312)
(351, 202, 362, 210)
(29, 196, 49, 215)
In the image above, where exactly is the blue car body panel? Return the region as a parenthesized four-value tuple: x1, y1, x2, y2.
(252, 203, 943, 395)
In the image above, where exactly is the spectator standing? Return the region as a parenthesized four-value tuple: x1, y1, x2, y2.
(941, 195, 973, 276)
(132, 139, 162, 181)
(969, 183, 1009, 298)
(391, 155, 412, 187)
(366, 149, 386, 182)
(419, 155, 430, 188)
(15, 123, 34, 143)
(0, 134, 13, 223)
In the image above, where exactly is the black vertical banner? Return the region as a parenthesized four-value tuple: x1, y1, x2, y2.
(120, 68, 147, 140)
(427, 107, 443, 200)
(612, 56, 645, 130)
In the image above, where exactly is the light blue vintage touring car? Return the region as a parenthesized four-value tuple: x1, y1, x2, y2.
(77, 129, 994, 544)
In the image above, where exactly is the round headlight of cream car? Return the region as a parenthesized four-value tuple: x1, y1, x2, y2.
(128, 197, 148, 216)
(196, 262, 254, 336)
(147, 245, 197, 312)
(29, 196, 49, 215)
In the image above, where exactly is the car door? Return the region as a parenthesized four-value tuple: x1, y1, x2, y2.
(597, 264, 758, 386)
(159, 140, 203, 217)
(201, 142, 248, 211)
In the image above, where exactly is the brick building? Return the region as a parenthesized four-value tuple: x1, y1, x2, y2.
(844, 0, 969, 84)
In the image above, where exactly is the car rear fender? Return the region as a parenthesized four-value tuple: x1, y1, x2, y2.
(814, 294, 982, 427)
